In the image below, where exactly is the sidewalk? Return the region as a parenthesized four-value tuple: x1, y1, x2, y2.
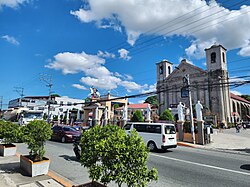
(0, 154, 65, 187)
(177, 128, 250, 155)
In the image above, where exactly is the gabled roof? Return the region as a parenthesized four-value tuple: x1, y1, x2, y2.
(230, 93, 250, 104)
(166, 59, 207, 81)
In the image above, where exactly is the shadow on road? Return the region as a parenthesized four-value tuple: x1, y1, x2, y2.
(59, 155, 79, 162)
(0, 162, 20, 174)
(240, 164, 250, 171)
(153, 149, 173, 153)
(232, 149, 250, 154)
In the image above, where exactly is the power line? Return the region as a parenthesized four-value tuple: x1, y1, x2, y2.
(104, 0, 249, 63)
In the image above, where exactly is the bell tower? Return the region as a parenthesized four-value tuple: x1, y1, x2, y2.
(205, 44, 227, 72)
(156, 59, 173, 82)
(205, 44, 231, 125)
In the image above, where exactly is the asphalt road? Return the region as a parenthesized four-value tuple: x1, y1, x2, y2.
(16, 141, 250, 187)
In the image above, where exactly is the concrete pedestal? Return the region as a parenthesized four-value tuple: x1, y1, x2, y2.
(177, 121, 184, 141)
(197, 121, 205, 145)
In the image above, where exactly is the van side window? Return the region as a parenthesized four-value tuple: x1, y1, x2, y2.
(165, 126, 176, 134)
(124, 124, 131, 130)
(146, 125, 161, 134)
(134, 124, 146, 132)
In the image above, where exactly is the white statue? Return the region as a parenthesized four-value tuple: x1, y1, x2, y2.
(122, 106, 127, 121)
(195, 100, 203, 121)
(146, 104, 151, 121)
(95, 106, 99, 120)
(177, 102, 185, 121)
(104, 107, 108, 120)
(88, 86, 100, 98)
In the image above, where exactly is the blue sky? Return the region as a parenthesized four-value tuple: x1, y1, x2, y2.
(0, 0, 250, 109)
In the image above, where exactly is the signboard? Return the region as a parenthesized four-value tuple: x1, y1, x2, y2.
(181, 86, 189, 98)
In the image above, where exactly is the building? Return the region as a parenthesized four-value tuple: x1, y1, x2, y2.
(115, 103, 157, 121)
(156, 44, 250, 125)
(8, 96, 84, 121)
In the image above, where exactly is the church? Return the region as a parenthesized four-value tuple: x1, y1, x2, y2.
(156, 44, 250, 125)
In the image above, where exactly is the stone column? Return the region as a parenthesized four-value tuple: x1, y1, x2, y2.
(177, 121, 184, 141)
(197, 120, 205, 145)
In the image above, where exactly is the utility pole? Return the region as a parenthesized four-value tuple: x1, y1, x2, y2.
(40, 74, 53, 123)
(184, 74, 195, 144)
(0, 96, 2, 119)
(14, 87, 24, 107)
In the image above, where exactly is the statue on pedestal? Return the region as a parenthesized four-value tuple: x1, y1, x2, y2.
(195, 101, 203, 121)
(177, 102, 185, 121)
(122, 106, 127, 121)
(146, 104, 151, 121)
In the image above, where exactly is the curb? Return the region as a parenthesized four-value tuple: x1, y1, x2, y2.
(177, 142, 197, 148)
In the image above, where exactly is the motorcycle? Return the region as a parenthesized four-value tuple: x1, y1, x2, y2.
(73, 140, 81, 160)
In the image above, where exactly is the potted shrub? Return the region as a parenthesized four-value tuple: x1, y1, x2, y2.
(0, 120, 20, 156)
(77, 125, 158, 187)
(20, 120, 52, 177)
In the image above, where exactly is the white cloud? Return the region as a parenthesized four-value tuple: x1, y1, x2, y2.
(118, 48, 131, 61)
(231, 90, 242, 96)
(97, 50, 115, 58)
(72, 84, 87, 90)
(0, 0, 29, 9)
(1, 35, 19, 45)
(71, 0, 250, 57)
(45, 51, 105, 74)
(46, 51, 144, 92)
(141, 83, 156, 93)
(238, 42, 250, 56)
(138, 100, 145, 104)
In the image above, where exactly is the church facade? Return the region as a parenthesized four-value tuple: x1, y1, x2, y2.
(156, 44, 250, 125)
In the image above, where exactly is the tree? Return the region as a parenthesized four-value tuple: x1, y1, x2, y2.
(241, 95, 250, 102)
(145, 95, 158, 107)
(79, 125, 158, 187)
(113, 104, 120, 109)
(0, 121, 20, 144)
(159, 109, 174, 121)
(131, 110, 144, 122)
(21, 120, 52, 161)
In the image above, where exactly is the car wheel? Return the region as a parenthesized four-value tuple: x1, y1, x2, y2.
(148, 141, 157, 152)
(61, 136, 66, 143)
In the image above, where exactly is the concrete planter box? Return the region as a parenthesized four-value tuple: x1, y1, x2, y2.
(0, 144, 17, 156)
(20, 155, 50, 177)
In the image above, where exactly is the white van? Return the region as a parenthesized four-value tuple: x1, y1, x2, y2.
(124, 122, 177, 151)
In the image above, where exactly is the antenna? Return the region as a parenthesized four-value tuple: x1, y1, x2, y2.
(14, 87, 24, 107)
(40, 74, 53, 123)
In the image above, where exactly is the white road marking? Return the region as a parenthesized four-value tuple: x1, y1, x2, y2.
(150, 153, 250, 176)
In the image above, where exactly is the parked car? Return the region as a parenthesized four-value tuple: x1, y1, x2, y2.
(51, 125, 81, 143)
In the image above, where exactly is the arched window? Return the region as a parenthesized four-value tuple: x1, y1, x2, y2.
(159, 65, 163, 74)
(222, 52, 225, 63)
(211, 52, 216, 63)
(168, 66, 171, 75)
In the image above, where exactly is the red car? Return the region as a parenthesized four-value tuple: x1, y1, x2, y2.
(51, 125, 81, 143)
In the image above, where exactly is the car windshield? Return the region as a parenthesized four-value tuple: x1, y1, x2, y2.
(123, 124, 131, 130)
(63, 126, 78, 132)
(23, 113, 42, 119)
(165, 125, 176, 134)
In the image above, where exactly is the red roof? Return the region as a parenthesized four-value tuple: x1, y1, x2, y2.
(116, 103, 150, 110)
(128, 103, 149, 109)
(230, 93, 250, 104)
